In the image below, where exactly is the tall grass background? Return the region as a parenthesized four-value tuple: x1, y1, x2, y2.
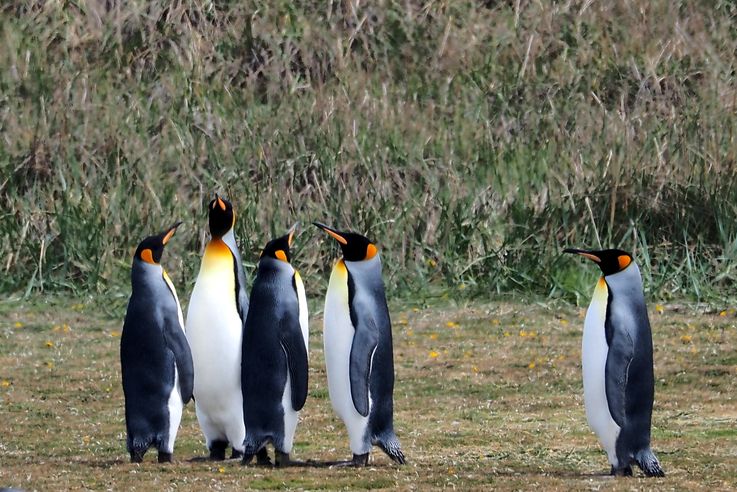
(1, 1, 736, 309)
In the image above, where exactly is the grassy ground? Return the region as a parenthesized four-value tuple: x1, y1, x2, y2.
(1, 296, 735, 491)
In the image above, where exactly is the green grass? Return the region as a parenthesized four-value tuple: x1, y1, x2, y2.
(1, 1, 737, 304)
(1, 298, 735, 490)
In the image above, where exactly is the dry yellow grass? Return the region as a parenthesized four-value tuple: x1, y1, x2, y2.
(1, 297, 735, 490)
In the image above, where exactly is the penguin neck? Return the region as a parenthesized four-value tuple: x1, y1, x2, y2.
(257, 256, 294, 277)
(344, 255, 383, 288)
(604, 261, 643, 297)
(131, 259, 163, 292)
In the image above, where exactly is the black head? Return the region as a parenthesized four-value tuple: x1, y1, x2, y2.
(134, 222, 182, 265)
(313, 222, 378, 262)
(563, 248, 634, 276)
(208, 194, 235, 237)
(260, 223, 298, 263)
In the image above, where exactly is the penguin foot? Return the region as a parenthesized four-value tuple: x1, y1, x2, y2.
(158, 452, 173, 463)
(352, 453, 370, 467)
(230, 449, 244, 460)
(327, 454, 370, 467)
(257, 448, 272, 466)
(130, 450, 146, 463)
(610, 465, 633, 477)
(209, 440, 228, 461)
(241, 448, 273, 466)
(275, 451, 291, 468)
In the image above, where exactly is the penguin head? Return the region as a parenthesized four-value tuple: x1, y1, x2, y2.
(260, 223, 299, 263)
(563, 248, 633, 276)
(208, 194, 235, 238)
(313, 222, 379, 262)
(134, 222, 182, 265)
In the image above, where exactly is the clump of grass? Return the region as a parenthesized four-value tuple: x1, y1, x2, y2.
(1, 1, 736, 306)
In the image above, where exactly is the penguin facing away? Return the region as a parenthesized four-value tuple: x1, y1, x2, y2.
(241, 223, 309, 467)
(121, 222, 194, 463)
(186, 195, 250, 460)
(564, 248, 665, 477)
(313, 222, 405, 467)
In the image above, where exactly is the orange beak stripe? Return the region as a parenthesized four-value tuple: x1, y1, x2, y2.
(578, 252, 601, 263)
(217, 197, 226, 211)
(324, 228, 348, 245)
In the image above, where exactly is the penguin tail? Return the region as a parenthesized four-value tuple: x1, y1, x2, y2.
(635, 448, 665, 477)
(375, 431, 406, 465)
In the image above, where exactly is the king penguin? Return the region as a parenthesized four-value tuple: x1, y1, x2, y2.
(121, 222, 194, 463)
(186, 194, 249, 460)
(313, 222, 405, 466)
(241, 223, 309, 467)
(564, 248, 665, 477)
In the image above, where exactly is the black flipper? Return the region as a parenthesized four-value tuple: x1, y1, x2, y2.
(223, 234, 250, 323)
(161, 277, 194, 403)
(604, 306, 634, 428)
(279, 297, 309, 411)
(349, 314, 379, 417)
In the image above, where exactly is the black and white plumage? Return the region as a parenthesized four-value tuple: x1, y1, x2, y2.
(241, 224, 309, 467)
(121, 222, 193, 463)
(314, 222, 405, 467)
(564, 248, 664, 477)
(186, 195, 249, 460)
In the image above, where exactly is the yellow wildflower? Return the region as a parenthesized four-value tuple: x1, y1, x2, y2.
(218, 467, 225, 473)
(1, 380, 10, 387)
(680, 335, 692, 344)
(430, 333, 438, 340)
(429, 351, 439, 359)
(446, 321, 458, 328)
(14, 322, 23, 328)
(528, 361, 536, 369)
(655, 304, 664, 314)
(110, 331, 121, 337)
(45, 341, 54, 348)
(719, 310, 727, 317)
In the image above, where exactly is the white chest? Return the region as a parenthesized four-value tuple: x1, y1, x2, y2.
(582, 277, 621, 466)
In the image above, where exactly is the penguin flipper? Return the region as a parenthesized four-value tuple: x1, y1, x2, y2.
(223, 233, 250, 322)
(604, 313, 635, 428)
(279, 310, 309, 411)
(349, 316, 379, 417)
(163, 312, 194, 403)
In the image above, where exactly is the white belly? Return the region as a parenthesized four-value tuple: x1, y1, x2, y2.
(164, 367, 183, 453)
(582, 278, 621, 467)
(323, 261, 370, 455)
(185, 259, 245, 450)
(281, 369, 298, 453)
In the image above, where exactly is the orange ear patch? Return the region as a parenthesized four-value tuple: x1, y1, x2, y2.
(618, 255, 632, 270)
(275, 250, 288, 262)
(140, 248, 156, 264)
(365, 243, 378, 260)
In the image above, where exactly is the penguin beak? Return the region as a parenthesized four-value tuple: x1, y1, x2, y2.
(287, 222, 299, 247)
(216, 195, 227, 211)
(563, 248, 601, 263)
(313, 222, 348, 245)
(162, 221, 183, 245)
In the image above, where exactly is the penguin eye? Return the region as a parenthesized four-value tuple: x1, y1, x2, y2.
(617, 255, 631, 270)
